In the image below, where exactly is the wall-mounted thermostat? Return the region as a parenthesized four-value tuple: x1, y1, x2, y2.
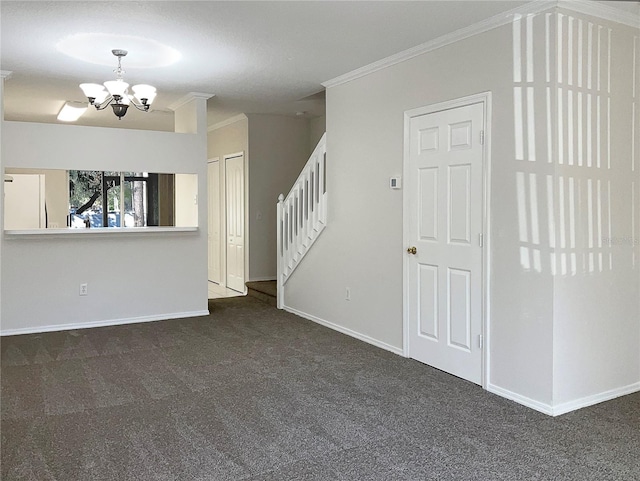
(390, 177, 402, 189)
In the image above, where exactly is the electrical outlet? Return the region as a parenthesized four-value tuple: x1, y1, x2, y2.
(79, 283, 88, 296)
(345, 287, 351, 301)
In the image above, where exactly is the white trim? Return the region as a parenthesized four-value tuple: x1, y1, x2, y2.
(402, 92, 492, 387)
(168, 92, 214, 111)
(322, 1, 557, 88)
(4, 226, 198, 236)
(208, 114, 248, 132)
(482, 93, 493, 391)
(552, 382, 640, 416)
(0, 70, 13, 79)
(283, 305, 404, 357)
(488, 381, 640, 417)
(247, 276, 276, 282)
(487, 383, 554, 416)
(322, 0, 637, 89)
(558, 0, 640, 28)
(223, 151, 245, 161)
(0, 310, 210, 337)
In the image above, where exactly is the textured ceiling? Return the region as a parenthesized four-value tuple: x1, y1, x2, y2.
(1, 1, 634, 131)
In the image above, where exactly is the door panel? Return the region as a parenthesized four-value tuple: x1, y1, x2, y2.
(407, 102, 484, 385)
(419, 168, 438, 240)
(448, 164, 471, 244)
(225, 155, 245, 293)
(418, 264, 438, 340)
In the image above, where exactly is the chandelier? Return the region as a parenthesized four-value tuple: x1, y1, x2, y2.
(79, 49, 157, 120)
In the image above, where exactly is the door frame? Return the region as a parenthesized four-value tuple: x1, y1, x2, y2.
(223, 151, 247, 294)
(207, 157, 221, 284)
(402, 91, 492, 389)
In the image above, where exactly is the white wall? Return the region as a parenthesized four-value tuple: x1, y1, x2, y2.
(285, 6, 640, 412)
(246, 114, 311, 281)
(1, 96, 209, 334)
(551, 11, 640, 410)
(175, 173, 199, 227)
(310, 115, 326, 153)
(286, 20, 554, 406)
(208, 117, 248, 161)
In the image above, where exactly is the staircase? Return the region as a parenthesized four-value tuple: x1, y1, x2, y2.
(246, 281, 277, 306)
(276, 133, 327, 309)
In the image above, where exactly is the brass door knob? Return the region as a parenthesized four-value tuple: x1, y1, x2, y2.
(407, 246, 417, 255)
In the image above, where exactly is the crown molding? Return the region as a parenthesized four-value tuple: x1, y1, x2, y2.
(208, 113, 248, 132)
(323, 0, 638, 89)
(322, 1, 557, 89)
(168, 92, 214, 111)
(558, 0, 640, 28)
(0, 70, 13, 79)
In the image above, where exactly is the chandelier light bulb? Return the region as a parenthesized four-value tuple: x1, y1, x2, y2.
(79, 83, 106, 102)
(104, 80, 129, 98)
(132, 84, 156, 105)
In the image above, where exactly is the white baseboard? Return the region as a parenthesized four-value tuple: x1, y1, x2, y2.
(282, 304, 404, 357)
(0, 310, 210, 336)
(487, 381, 640, 416)
(247, 276, 276, 282)
(551, 382, 640, 416)
(486, 383, 554, 416)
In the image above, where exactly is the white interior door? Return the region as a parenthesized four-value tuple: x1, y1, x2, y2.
(208, 160, 221, 283)
(406, 102, 484, 385)
(225, 154, 245, 293)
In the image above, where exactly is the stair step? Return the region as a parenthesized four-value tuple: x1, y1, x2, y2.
(246, 281, 277, 307)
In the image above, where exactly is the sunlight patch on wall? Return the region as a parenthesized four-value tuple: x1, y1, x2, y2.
(512, 12, 622, 277)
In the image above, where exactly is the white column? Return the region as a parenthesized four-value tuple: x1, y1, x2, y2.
(169, 92, 214, 305)
(0, 70, 13, 328)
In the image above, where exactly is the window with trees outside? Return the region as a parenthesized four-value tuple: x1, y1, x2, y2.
(69, 171, 176, 228)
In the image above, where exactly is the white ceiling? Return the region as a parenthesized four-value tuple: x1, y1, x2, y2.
(0, 1, 634, 130)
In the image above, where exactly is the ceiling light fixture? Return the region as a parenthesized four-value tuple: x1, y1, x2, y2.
(79, 49, 156, 120)
(57, 101, 88, 122)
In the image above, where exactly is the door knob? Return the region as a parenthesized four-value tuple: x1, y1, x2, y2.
(407, 246, 417, 255)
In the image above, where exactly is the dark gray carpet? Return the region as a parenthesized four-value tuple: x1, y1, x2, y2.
(1, 296, 638, 481)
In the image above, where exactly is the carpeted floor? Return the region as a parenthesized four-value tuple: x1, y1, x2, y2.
(1, 296, 638, 480)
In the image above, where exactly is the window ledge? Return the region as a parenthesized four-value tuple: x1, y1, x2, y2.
(5, 227, 198, 236)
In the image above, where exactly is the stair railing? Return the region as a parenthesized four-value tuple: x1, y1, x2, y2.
(277, 133, 327, 308)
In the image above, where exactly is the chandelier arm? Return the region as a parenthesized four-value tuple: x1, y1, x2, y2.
(92, 96, 114, 111)
(130, 101, 150, 112)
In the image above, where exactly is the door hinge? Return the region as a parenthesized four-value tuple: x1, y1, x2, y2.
(480, 130, 485, 145)
(478, 334, 484, 349)
(478, 233, 484, 247)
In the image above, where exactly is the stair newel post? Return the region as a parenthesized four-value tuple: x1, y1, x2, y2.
(276, 193, 285, 309)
